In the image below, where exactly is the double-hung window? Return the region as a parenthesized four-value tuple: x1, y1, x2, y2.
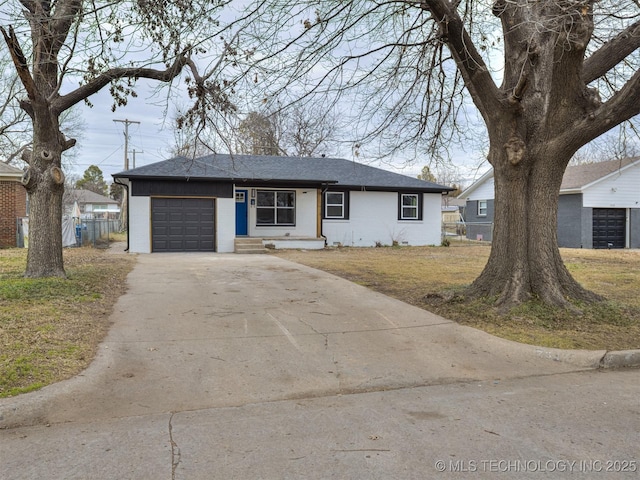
(325, 192, 345, 219)
(477, 200, 488, 217)
(256, 190, 295, 225)
(400, 193, 420, 220)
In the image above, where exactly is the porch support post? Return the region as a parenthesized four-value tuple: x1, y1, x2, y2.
(317, 189, 322, 238)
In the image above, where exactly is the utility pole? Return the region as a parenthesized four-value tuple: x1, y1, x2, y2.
(113, 119, 140, 170)
(129, 149, 144, 169)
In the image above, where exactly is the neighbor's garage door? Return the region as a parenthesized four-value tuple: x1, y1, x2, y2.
(151, 198, 215, 252)
(592, 208, 625, 249)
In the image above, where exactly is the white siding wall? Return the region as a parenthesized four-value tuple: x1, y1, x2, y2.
(128, 193, 235, 253)
(246, 187, 318, 238)
(217, 197, 236, 252)
(582, 164, 640, 208)
(466, 176, 495, 200)
(128, 195, 151, 253)
(323, 191, 442, 247)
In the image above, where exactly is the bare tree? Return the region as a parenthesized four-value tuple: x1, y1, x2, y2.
(1, 0, 244, 277)
(0, 67, 30, 164)
(245, 0, 640, 309)
(417, 165, 437, 182)
(1, 65, 85, 171)
(282, 102, 339, 157)
(571, 128, 640, 165)
(237, 111, 282, 155)
(229, 100, 341, 157)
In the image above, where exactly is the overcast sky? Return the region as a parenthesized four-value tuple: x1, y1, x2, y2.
(67, 84, 178, 182)
(65, 77, 489, 189)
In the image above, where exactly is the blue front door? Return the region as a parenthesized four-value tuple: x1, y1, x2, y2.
(235, 190, 248, 235)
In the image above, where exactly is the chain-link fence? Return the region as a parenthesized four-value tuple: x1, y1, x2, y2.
(442, 221, 494, 243)
(463, 222, 494, 242)
(16, 216, 121, 249)
(442, 221, 468, 241)
(76, 217, 121, 247)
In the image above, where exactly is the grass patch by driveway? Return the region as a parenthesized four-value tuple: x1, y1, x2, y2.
(273, 243, 640, 351)
(0, 247, 135, 398)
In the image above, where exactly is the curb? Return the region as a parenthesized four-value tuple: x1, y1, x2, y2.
(600, 349, 640, 369)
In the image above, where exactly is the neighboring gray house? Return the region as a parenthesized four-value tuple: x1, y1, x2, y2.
(112, 154, 453, 253)
(459, 157, 640, 249)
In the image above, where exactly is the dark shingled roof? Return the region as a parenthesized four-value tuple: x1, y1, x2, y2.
(113, 154, 452, 192)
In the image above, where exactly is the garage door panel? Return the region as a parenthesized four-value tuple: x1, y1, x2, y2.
(593, 208, 625, 249)
(152, 198, 215, 252)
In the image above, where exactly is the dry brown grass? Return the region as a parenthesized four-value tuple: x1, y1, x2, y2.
(0, 247, 135, 397)
(273, 242, 640, 351)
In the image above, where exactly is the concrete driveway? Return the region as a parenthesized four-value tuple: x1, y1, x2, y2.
(1, 253, 602, 427)
(3, 252, 639, 479)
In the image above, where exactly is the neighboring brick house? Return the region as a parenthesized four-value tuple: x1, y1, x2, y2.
(0, 163, 27, 248)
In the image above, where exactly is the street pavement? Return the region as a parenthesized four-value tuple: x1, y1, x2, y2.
(1, 251, 639, 479)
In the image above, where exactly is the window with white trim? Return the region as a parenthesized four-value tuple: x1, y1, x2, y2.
(400, 193, 419, 220)
(256, 190, 295, 225)
(477, 200, 488, 217)
(325, 192, 345, 219)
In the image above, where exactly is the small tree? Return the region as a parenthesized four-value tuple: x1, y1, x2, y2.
(109, 182, 124, 204)
(417, 166, 437, 182)
(237, 111, 282, 155)
(283, 103, 339, 157)
(76, 165, 108, 196)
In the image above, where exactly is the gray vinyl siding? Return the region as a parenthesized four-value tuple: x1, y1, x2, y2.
(557, 194, 583, 248)
(465, 199, 494, 241)
(581, 207, 593, 249)
(630, 209, 640, 248)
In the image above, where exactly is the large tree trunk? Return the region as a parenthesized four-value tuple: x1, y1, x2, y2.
(22, 107, 68, 278)
(24, 166, 65, 278)
(466, 143, 602, 309)
(450, 1, 606, 309)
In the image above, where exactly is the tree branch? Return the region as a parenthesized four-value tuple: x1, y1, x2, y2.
(565, 69, 640, 149)
(421, 0, 502, 119)
(583, 20, 640, 84)
(53, 56, 190, 114)
(0, 26, 39, 102)
(50, 0, 83, 59)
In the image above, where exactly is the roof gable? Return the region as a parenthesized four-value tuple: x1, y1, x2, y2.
(113, 154, 453, 193)
(561, 157, 640, 191)
(459, 157, 640, 198)
(67, 189, 118, 205)
(0, 163, 24, 180)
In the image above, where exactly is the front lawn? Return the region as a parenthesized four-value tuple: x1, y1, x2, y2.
(273, 243, 640, 351)
(0, 247, 135, 398)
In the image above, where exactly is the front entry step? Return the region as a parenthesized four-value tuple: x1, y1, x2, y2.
(234, 238, 267, 254)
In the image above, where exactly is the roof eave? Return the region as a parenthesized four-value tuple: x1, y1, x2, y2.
(112, 173, 338, 186)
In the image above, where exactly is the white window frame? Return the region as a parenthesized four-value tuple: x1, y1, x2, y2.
(325, 192, 345, 219)
(477, 200, 488, 217)
(400, 193, 419, 220)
